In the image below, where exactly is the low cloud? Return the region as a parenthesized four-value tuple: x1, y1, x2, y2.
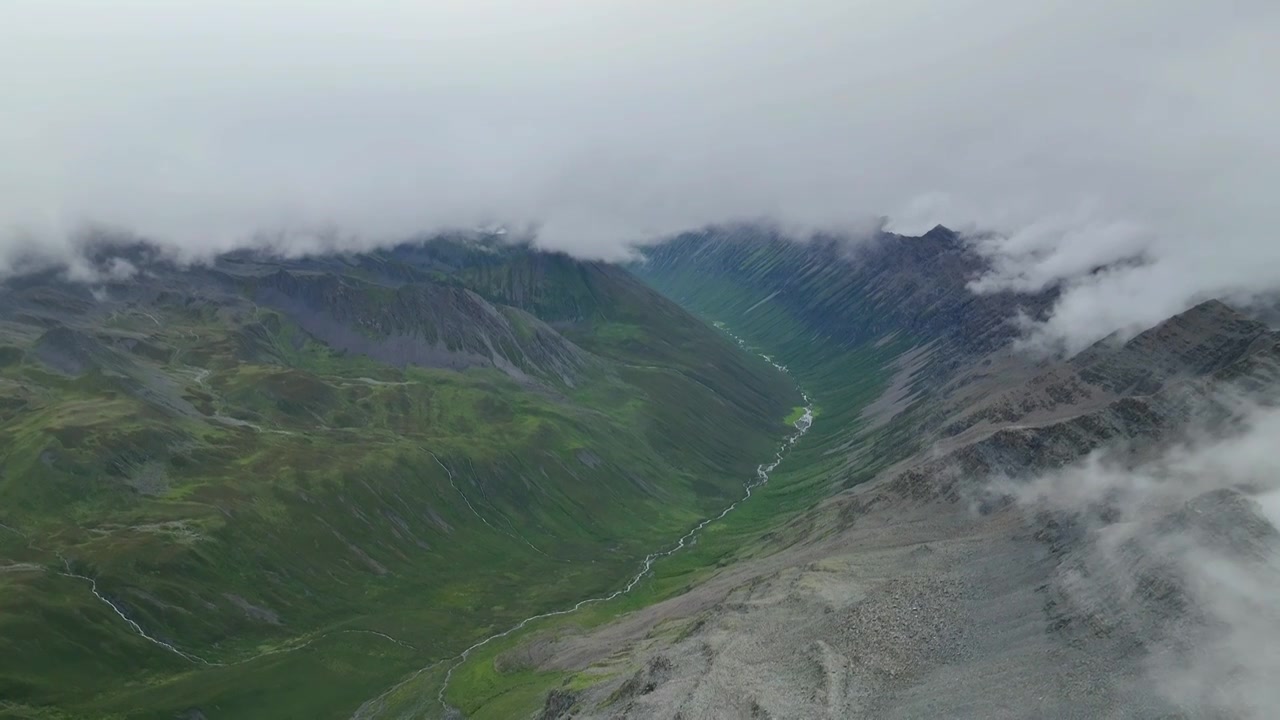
(990, 398, 1280, 717)
(2, 1, 1278, 346)
(966, 204, 1280, 354)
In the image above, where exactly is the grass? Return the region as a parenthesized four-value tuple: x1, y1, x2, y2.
(427, 272, 921, 717)
(783, 405, 811, 426)
(0, 243, 803, 719)
(425, 238, 954, 718)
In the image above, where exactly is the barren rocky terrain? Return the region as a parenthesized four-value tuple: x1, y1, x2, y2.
(512, 299, 1280, 719)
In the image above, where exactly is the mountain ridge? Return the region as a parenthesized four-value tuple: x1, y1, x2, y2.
(3, 228, 1276, 719)
(0, 236, 801, 719)
(463, 227, 1280, 720)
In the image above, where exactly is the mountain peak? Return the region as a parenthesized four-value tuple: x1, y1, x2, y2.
(922, 224, 957, 240)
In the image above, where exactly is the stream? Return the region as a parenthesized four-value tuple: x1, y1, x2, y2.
(354, 330, 814, 719)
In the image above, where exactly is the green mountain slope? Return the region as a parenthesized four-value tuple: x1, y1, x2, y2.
(415, 226, 1055, 718)
(443, 226, 1268, 720)
(0, 237, 798, 719)
(629, 224, 1051, 497)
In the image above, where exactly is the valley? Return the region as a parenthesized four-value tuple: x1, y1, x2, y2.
(420, 227, 1280, 718)
(4, 4, 1276, 718)
(2, 227, 1276, 719)
(0, 237, 802, 719)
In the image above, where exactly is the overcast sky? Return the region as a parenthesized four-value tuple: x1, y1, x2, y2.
(2, 1, 1278, 349)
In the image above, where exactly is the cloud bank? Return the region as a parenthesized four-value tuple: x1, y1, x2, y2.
(2, 1, 1278, 347)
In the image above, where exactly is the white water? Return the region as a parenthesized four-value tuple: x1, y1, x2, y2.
(8, 327, 813, 715)
(353, 327, 815, 719)
(4, 495, 415, 669)
(56, 552, 419, 667)
(428, 451, 551, 558)
(56, 555, 217, 665)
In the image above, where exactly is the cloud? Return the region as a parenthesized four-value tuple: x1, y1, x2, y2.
(2, 1, 1278, 344)
(966, 202, 1280, 354)
(990, 399, 1280, 717)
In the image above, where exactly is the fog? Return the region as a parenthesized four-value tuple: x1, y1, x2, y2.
(3, 1, 1278, 348)
(991, 398, 1280, 717)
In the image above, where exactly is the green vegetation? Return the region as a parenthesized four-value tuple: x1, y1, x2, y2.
(414, 241, 934, 718)
(0, 231, 947, 719)
(0, 241, 800, 719)
(783, 405, 811, 426)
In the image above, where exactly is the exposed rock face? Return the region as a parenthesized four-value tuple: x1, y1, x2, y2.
(32, 326, 110, 376)
(940, 299, 1275, 437)
(536, 689, 580, 720)
(639, 224, 1056, 356)
(253, 269, 592, 386)
(547, 235, 1280, 719)
(902, 302, 1280, 496)
(1070, 299, 1273, 393)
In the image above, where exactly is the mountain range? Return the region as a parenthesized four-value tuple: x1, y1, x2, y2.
(1, 227, 1275, 719)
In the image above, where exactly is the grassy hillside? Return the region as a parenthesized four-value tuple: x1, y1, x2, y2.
(634, 232, 925, 492)
(270, 226, 1046, 718)
(415, 234, 956, 718)
(0, 239, 798, 719)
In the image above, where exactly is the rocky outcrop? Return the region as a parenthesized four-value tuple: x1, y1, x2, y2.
(532, 281, 1280, 718)
(938, 299, 1279, 446)
(639, 224, 1056, 356)
(253, 269, 592, 386)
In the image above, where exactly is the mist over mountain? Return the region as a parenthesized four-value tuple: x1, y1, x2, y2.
(2, 206, 1278, 719)
(4, 1, 1280, 350)
(2, 3, 1279, 719)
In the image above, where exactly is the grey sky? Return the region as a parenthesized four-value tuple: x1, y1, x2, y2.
(2, 1, 1278, 348)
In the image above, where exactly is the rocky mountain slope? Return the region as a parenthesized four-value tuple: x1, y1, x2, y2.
(479, 227, 1280, 719)
(4, 225, 1275, 719)
(637, 224, 1056, 355)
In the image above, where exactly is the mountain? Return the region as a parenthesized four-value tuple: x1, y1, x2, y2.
(0, 237, 800, 719)
(449, 226, 1280, 719)
(636, 224, 1056, 354)
(5, 225, 1277, 719)
(630, 225, 1061, 481)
